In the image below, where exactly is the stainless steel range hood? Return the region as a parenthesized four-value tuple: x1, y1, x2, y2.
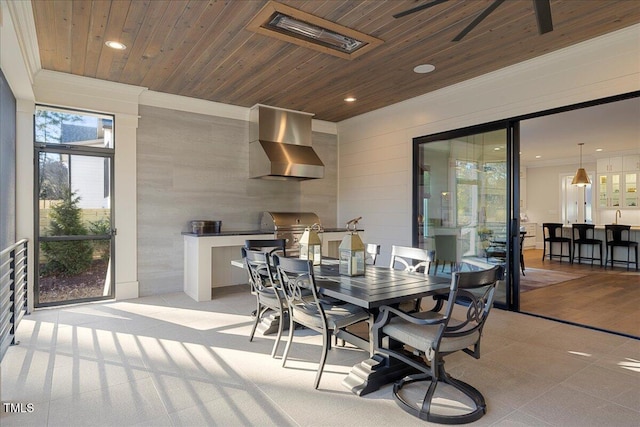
(249, 105, 324, 180)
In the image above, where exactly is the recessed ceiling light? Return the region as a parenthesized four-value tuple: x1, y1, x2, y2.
(413, 64, 435, 74)
(105, 40, 126, 50)
(494, 147, 501, 151)
(595, 148, 603, 152)
(344, 97, 356, 102)
(535, 155, 542, 159)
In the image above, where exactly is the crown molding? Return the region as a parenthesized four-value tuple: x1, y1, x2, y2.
(139, 90, 250, 122)
(140, 90, 337, 134)
(5, 0, 40, 84)
(34, 70, 146, 116)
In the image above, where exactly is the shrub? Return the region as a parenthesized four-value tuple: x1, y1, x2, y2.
(41, 190, 93, 276)
(88, 217, 111, 261)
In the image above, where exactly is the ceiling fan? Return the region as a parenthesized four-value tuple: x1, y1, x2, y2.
(393, 0, 553, 41)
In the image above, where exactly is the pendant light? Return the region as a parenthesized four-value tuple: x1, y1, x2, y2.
(571, 143, 591, 186)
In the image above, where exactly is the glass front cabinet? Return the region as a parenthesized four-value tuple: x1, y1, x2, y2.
(623, 172, 638, 207)
(597, 155, 639, 209)
(598, 173, 621, 208)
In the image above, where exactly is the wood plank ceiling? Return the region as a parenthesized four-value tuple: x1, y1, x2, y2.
(31, 0, 640, 122)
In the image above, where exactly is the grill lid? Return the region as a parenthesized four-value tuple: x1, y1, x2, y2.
(260, 211, 321, 231)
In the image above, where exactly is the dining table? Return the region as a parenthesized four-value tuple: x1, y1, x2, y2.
(233, 256, 452, 396)
(313, 259, 451, 396)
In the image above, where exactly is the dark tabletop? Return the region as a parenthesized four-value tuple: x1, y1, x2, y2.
(314, 260, 450, 310)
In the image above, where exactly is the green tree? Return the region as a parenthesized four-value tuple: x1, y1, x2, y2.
(35, 109, 82, 143)
(41, 190, 93, 276)
(39, 155, 70, 200)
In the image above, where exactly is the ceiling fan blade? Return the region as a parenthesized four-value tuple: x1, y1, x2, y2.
(393, 0, 448, 19)
(533, 0, 553, 34)
(452, 0, 506, 41)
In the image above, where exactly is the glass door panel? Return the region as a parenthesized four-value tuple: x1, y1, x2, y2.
(624, 173, 637, 207)
(598, 175, 608, 208)
(415, 129, 509, 306)
(611, 174, 621, 207)
(37, 152, 113, 306)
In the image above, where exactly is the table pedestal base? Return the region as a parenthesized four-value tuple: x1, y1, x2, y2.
(254, 311, 291, 336)
(342, 353, 417, 396)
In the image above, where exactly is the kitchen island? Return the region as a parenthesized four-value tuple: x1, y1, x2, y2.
(183, 229, 361, 301)
(559, 224, 639, 266)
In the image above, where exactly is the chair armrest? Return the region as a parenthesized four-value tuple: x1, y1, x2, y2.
(376, 305, 447, 327)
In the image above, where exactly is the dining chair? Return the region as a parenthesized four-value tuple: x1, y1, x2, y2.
(272, 254, 369, 389)
(366, 243, 381, 265)
(485, 231, 527, 275)
(244, 239, 287, 319)
(389, 245, 434, 274)
(571, 223, 603, 266)
(604, 224, 638, 271)
(373, 265, 501, 424)
(389, 245, 435, 312)
(244, 238, 287, 256)
(241, 247, 287, 358)
(541, 223, 571, 263)
(433, 234, 459, 273)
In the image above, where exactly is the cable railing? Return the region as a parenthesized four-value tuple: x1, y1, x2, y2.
(0, 239, 29, 361)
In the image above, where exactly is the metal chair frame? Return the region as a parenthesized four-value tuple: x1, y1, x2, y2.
(373, 265, 501, 424)
(571, 224, 603, 266)
(366, 243, 381, 265)
(272, 254, 370, 389)
(604, 225, 638, 271)
(542, 223, 572, 263)
(390, 245, 435, 312)
(244, 239, 287, 257)
(242, 247, 287, 358)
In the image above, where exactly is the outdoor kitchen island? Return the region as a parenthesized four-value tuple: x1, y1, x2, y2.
(182, 229, 360, 301)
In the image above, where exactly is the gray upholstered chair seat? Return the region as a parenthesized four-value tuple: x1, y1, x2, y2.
(273, 254, 371, 389)
(383, 311, 480, 357)
(373, 265, 501, 423)
(290, 302, 367, 331)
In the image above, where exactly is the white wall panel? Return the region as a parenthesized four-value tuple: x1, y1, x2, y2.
(337, 25, 640, 252)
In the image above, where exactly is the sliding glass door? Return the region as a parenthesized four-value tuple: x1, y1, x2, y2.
(413, 123, 520, 308)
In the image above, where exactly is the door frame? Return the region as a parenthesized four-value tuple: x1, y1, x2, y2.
(33, 108, 116, 308)
(412, 120, 521, 310)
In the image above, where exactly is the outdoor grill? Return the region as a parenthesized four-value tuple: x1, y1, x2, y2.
(260, 212, 322, 254)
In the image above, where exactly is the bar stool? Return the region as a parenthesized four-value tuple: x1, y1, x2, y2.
(604, 224, 638, 271)
(542, 223, 572, 263)
(571, 224, 603, 266)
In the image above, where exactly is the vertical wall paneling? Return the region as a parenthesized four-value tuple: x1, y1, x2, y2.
(136, 105, 337, 296)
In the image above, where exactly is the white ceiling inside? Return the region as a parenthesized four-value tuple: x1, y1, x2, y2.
(520, 96, 640, 167)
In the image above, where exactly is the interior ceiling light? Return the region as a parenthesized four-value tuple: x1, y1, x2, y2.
(105, 40, 126, 50)
(596, 148, 603, 152)
(571, 143, 591, 187)
(344, 97, 356, 102)
(247, 1, 383, 60)
(413, 64, 435, 74)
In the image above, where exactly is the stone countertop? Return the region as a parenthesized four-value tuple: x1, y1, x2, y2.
(182, 228, 359, 237)
(182, 230, 268, 237)
(561, 224, 640, 231)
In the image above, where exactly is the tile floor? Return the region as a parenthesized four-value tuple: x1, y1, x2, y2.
(1, 286, 639, 426)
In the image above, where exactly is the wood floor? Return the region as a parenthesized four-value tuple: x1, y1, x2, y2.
(519, 249, 639, 338)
